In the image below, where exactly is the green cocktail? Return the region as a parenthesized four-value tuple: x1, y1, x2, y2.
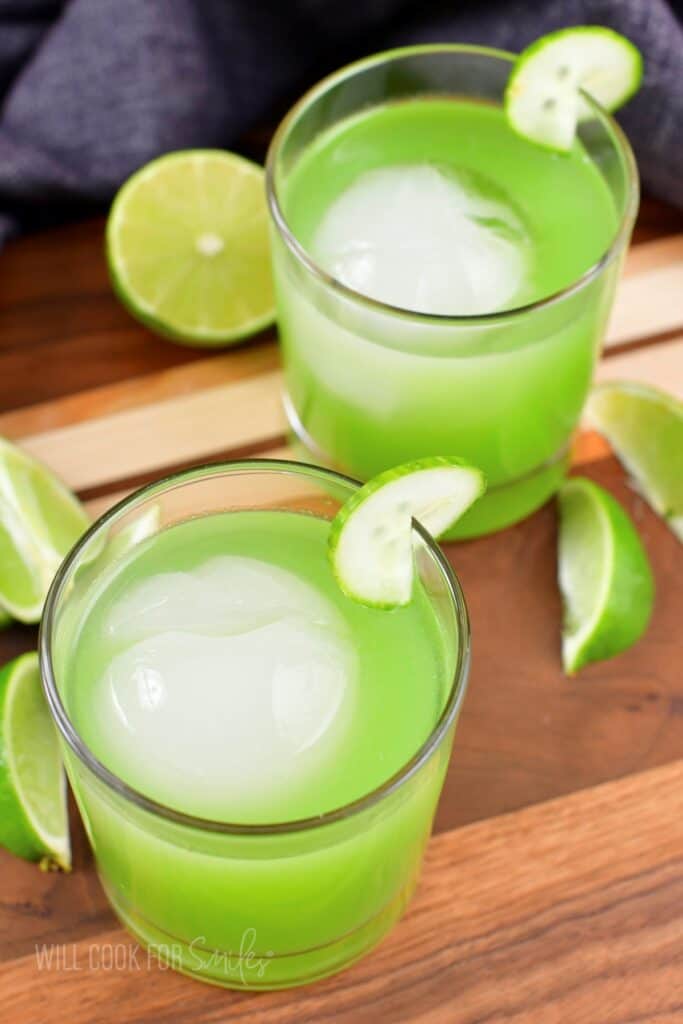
(267, 46, 638, 536)
(41, 461, 468, 989)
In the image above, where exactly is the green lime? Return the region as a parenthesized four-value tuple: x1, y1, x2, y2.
(106, 150, 275, 346)
(557, 477, 654, 674)
(329, 457, 485, 608)
(586, 381, 683, 542)
(0, 653, 70, 869)
(0, 437, 89, 623)
(505, 27, 643, 152)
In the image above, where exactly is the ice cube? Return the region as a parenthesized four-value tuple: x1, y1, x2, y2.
(311, 164, 529, 315)
(94, 557, 357, 816)
(104, 555, 341, 643)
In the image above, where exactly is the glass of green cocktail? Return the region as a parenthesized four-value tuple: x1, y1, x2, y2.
(266, 45, 638, 537)
(40, 459, 469, 989)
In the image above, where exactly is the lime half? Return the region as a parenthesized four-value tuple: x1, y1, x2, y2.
(505, 27, 643, 152)
(586, 381, 683, 542)
(0, 436, 89, 622)
(0, 653, 70, 869)
(557, 477, 654, 674)
(107, 150, 275, 346)
(329, 457, 485, 608)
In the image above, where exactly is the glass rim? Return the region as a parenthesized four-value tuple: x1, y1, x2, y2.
(265, 42, 639, 326)
(39, 457, 471, 837)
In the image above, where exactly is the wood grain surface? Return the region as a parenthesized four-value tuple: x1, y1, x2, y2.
(0, 191, 682, 1021)
(2, 763, 682, 1023)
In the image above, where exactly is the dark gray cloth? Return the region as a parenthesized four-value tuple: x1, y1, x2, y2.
(0, 0, 680, 243)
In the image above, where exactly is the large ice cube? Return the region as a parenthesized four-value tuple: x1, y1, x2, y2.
(104, 555, 341, 642)
(93, 557, 357, 817)
(311, 164, 530, 315)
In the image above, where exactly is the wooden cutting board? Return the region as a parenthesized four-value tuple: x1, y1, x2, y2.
(0, 198, 682, 1022)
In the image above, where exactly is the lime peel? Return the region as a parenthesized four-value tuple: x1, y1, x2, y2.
(0, 437, 89, 623)
(0, 653, 70, 870)
(557, 477, 654, 674)
(107, 149, 275, 347)
(586, 381, 683, 543)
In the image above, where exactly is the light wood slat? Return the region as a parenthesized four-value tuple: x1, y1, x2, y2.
(0, 344, 278, 440)
(30, 335, 683, 499)
(3, 761, 682, 1023)
(12, 269, 682, 500)
(0, 236, 680, 446)
(621, 233, 683, 277)
(79, 430, 630, 521)
(32, 337, 681, 500)
(80, 361, 672, 519)
(605, 258, 683, 347)
(79, 432, 621, 521)
(82, 445, 293, 519)
(596, 334, 683, 396)
(76, 424, 633, 522)
(21, 372, 286, 492)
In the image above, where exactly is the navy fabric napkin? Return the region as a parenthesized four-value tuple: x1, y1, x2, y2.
(0, 0, 680, 244)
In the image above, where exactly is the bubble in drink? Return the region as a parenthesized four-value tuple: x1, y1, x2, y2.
(311, 164, 530, 315)
(92, 557, 357, 816)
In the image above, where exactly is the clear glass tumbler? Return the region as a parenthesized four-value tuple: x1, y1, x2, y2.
(40, 459, 469, 989)
(266, 45, 638, 537)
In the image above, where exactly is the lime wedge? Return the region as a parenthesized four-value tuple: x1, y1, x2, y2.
(586, 381, 683, 542)
(0, 653, 70, 869)
(329, 457, 485, 608)
(505, 27, 643, 152)
(0, 436, 89, 622)
(107, 150, 275, 346)
(557, 477, 654, 674)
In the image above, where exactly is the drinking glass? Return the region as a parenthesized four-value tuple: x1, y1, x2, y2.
(266, 45, 638, 537)
(40, 459, 469, 989)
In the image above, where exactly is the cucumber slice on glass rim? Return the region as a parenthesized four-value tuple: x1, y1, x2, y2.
(328, 457, 486, 608)
(505, 27, 643, 152)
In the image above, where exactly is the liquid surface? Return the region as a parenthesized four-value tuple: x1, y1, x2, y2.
(67, 511, 452, 823)
(284, 98, 618, 312)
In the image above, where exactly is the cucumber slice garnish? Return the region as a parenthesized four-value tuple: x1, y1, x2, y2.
(329, 457, 486, 608)
(505, 27, 643, 152)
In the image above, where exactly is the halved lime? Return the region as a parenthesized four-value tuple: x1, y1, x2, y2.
(329, 457, 485, 608)
(0, 436, 89, 622)
(586, 381, 683, 542)
(0, 653, 70, 869)
(107, 150, 275, 346)
(557, 477, 654, 674)
(505, 27, 643, 152)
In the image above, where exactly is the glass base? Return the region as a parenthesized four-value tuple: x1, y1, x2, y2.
(100, 871, 417, 990)
(443, 448, 570, 539)
(284, 394, 570, 539)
